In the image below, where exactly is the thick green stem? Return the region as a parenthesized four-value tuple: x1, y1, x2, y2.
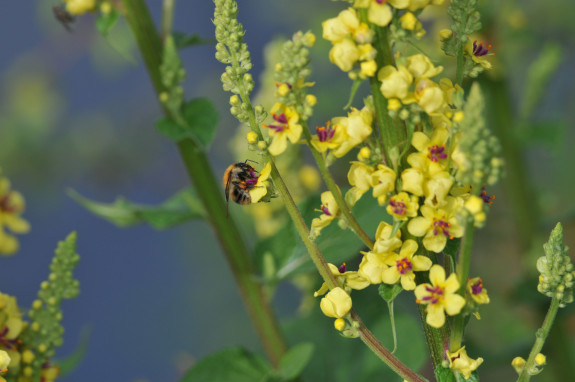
(517, 298, 561, 382)
(456, 42, 465, 86)
(418, 303, 449, 370)
(301, 124, 374, 250)
(121, 0, 287, 366)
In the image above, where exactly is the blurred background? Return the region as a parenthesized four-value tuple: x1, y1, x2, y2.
(1, 0, 575, 381)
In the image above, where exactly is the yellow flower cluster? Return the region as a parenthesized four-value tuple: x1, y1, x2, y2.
(0, 171, 30, 255)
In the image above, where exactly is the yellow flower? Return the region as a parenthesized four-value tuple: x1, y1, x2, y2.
(371, 164, 396, 205)
(378, 65, 413, 100)
(358, 250, 393, 285)
(331, 106, 373, 158)
(534, 353, 546, 366)
(0, 174, 30, 255)
(446, 346, 484, 379)
(360, 60, 378, 78)
(322, 9, 359, 43)
(406, 54, 443, 79)
(353, 24, 374, 44)
(310, 191, 340, 239)
(373, 221, 402, 253)
(347, 162, 374, 206)
(329, 39, 360, 72)
(386, 192, 419, 221)
(0, 349, 9, 371)
(415, 265, 465, 327)
(310, 121, 342, 153)
(264, 103, 303, 156)
(414, 79, 446, 115)
(381, 240, 431, 290)
(320, 287, 352, 318)
(367, 0, 393, 26)
(64, 0, 96, 15)
(407, 197, 464, 253)
(466, 277, 490, 305)
(248, 162, 272, 203)
(314, 263, 370, 297)
(512, 356, 526, 374)
(466, 40, 493, 70)
(464, 195, 486, 227)
(0, 292, 24, 369)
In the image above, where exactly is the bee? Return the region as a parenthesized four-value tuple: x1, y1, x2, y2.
(53, 5, 75, 32)
(223, 161, 259, 216)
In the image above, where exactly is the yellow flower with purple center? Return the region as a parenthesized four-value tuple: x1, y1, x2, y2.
(447, 347, 483, 379)
(407, 197, 464, 252)
(310, 121, 341, 153)
(467, 277, 490, 305)
(315, 263, 370, 297)
(263, 103, 303, 156)
(466, 40, 493, 70)
(310, 191, 340, 239)
(331, 106, 373, 158)
(381, 240, 432, 290)
(415, 264, 465, 327)
(248, 162, 272, 204)
(0, 174, 30, 255)
(386, 192, 419, 221)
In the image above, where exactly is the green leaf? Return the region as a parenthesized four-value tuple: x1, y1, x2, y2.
(156, 117, 190, 142)
(277, 342, 315, 380)
(54, 326, 91, 378)
(68, 187, 205, 229)
(173, 31, 216, 49)
(435, 366, 457, 382)
(378, 283, 403, 302)
(182, 97, 219, 148)
(96, 9, 120, 37)
(180, 347, 272, 382)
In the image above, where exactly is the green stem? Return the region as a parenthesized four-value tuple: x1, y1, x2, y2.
(418, 304, 449, 370)
(121, 0, 287, 366)
(450, 221, 475, 351)
(161, 0, 176, 40)
(517, 298, 561, 382)
(456, 42, 465, 86)
(352, 311, 428, 382)
(301, 124, 374, 250)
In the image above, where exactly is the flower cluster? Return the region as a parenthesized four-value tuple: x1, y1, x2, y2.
(0, 170, 30, 255)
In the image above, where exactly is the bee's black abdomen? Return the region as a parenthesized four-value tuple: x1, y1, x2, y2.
(232, 187, 251, 205)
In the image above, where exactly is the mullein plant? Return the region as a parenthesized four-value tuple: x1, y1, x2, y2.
(56, 0, 571, 381)
(213, 0, 567, 381)
(0, 171, 81, 382)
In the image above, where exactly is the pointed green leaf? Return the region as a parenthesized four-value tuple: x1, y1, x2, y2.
(277, 342, 314, 380)
(435, 366, 457, 382)
(54, 326, 91, 378)
(68, 188, 206, 229)
(180, 347, 272, 382)
(378, 283, 403, 303)
(156, 117, 190, 142)
(96, 9, 120, 37)
(182, 97, 219, 148)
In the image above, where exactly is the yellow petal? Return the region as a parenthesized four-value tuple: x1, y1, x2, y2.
(407, 217, 431, 237)
(426, 304, 446, 328)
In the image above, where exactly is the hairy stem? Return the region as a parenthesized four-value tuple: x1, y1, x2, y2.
(121, 0, 287, 366)
(517, 297, 561, 382)
(301, 124, 374, 250)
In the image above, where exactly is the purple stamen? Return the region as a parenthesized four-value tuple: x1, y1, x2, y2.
(389, 198, 407, 215)
(316, 124, 335, 142)
(433, 219, 451, 238)
(273, 113, 288, 124)
(471, 279, 483, 295)
(428, 145, 448, 162)
(338, 263, 347, 273)
(472, 41, 491, 57)
(396, 258, 412, 275)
